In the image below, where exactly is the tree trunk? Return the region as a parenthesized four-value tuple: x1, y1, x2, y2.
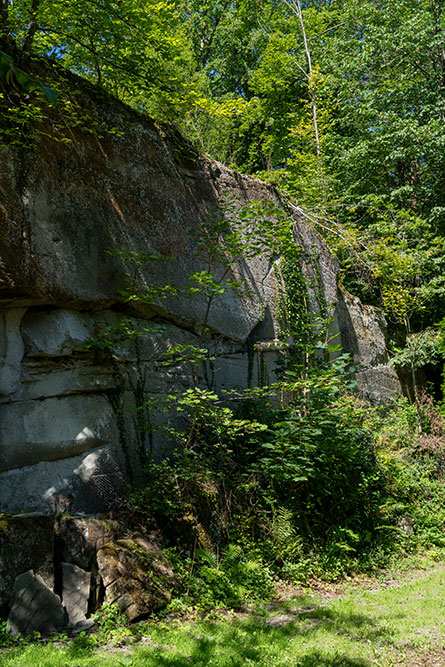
(0, 0, 9, 42)
(283, 0, 321, 158)
(22, 0, 40, 53)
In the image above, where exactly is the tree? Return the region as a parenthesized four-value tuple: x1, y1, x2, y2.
(3, 0, 197, 119)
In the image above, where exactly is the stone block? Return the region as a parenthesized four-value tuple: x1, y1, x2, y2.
(0, 394, 117, 473)
(0, 309, 26, 396)
(57, 516, 121, 571)
(21, 309, 94, 357)
(61, 562, 90, 627)
(357, 365, 402, 404)
(71, 618, 95, 634)
(7, 570, 64, 637)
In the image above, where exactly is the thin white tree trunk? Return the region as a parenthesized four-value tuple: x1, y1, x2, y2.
(283, 0, 321, 158)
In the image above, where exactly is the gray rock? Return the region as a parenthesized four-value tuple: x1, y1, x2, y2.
(266, 614, 295, 628)
(338, 290, 402, 403)
(56, 516, 120, 571)
(61, 563, 91, 627)
(0, 394, 117, 473)
(71, 618, 95, 634)
(0, 309, 26, 395)
(7, 570, 64, 637)
(338, 290, 389, 367)
(357, 365, 403, 404)
(21, 309, 95, 357)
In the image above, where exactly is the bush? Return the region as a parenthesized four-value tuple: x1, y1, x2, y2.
(126, 352, 445, 608)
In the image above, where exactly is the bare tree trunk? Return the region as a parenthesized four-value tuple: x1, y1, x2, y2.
(283, 0, 321, 158)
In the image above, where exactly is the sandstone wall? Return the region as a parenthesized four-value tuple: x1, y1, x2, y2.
(0, 76, 400, 513)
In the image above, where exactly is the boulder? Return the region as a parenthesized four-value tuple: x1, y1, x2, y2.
(0, 446, 124, 514)
(97, 534, 176, 621)
(337, 290, 402, 403)
(7, 570, 64, 637)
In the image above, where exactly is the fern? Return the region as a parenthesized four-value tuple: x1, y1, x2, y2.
(272, 506, 304, 561)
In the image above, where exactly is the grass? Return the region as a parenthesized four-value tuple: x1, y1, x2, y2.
(1, 563, 445, 666)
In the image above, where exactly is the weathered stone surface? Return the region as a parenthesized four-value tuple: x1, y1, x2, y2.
(61, 562, 90, 627)
(0, 394, 117, 473)
(97, 534, 176, 621)
(0, 446, 124, 514)
(0, 309, 26, 395)
(0, 514, 54, 614)
(71, 618, 95, 634)
(356, 365, 403, 405)
(21, 309, 95, 357)
(0, 128, 277, 344)
(293, 219, 339, 317)
(57, 516, 121, 571)
(18, 363, 116, 402)
(338, 290, 389, 367)
(337, 290, 402, 403)
(7, 570, 64, 637)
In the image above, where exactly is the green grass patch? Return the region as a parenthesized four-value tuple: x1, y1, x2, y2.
(2, 563, 444, 666)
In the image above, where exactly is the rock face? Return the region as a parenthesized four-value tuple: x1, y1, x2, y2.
(336, 291, 402, 403)
(0, 72, 400, 514)
(56, 515, 121, 571)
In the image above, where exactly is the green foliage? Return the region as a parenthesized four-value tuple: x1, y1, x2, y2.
(2, 0, 442, 612)
(0, 50, 56, 102)
(0, 620, 69, 650)
(0, 620, 15, 648)
(361, 395, 445, 554)
(80, 603, 133, 647)
(438, 318, 445, 401)
(128, 352, 392, 592)
(128, 387, 268, 519)
(165, 544, 275, 611)
(262, 359, 381, 544)
(127, 338, 445, 598)
(4, 566, 445, 665)
(390, 328, 442, 371)
(5, 0, 194, 117)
